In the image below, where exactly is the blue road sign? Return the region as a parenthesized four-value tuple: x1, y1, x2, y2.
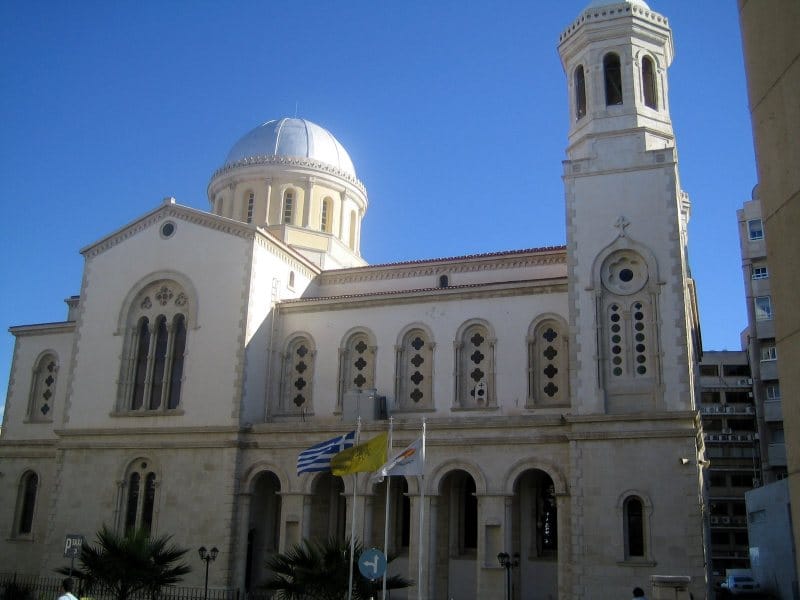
(358, 548, 387, 580)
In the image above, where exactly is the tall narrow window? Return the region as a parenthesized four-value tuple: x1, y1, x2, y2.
(396, 328, 434, 410)
(283, 190, 294, 224)
(120, 280, 190, 413)
(281, 336, 315, 413)
(574, 65, 587, 119)
(338, 331, 376, 408)
(625, 496, 645, 558)
(641, 56, 658, 109)
(528, 318, 569, 407)
(124, 461, 158, 535)
(456, 322, 495, 408)
(348, 211, 357, 250)
(28, 352, 58, 421)
(604, 53, 623, 106)
(246, 191, 255, 224)
(15, 471, 39, 536)
(321, 197, 332, 232)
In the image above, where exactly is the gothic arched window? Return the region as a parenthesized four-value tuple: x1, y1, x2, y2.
(641, 56, 658, 109)
(455, 322, 495, 408)
(119, 280, 190, 413)
(604, 52, 623, 106)
(14, 470, 38, 537)
(527, 318, 569, 407)
(624, 495, 645, 558)
(28, 352, 58, 421)
(281, 335, 315, 414)
(396, 327, 434, 410)
(574, 65, 587, 119)
(124, 460, 158, 536)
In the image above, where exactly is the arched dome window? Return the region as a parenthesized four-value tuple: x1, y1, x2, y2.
(245, 190, 255, 223)
(574, 65, 587, 119)
(604, 53, 623, 106)
(641, 56, 658, 109)
(321, 197, 332, 233)
(283, 190, 295, 225)
(119, 280, 190, 413)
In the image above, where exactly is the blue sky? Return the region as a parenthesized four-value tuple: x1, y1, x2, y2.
(0, 1, 756, 418)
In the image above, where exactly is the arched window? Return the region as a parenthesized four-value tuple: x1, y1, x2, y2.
(396, 327, 434, 410)
(642, 56, 658, 109)
(338, 330, 376, 408)
(28, 352, 58, 421)
(245, 191, 255, 223)
(14, 470, 38, 536)
(574, 65, 587, 119)
(624, 496, 645, 558)
(438, 275, 449, 288)
(124, 460, 158, 535)
(441, 471, 477, 556)
(604, 53, 623, 106)
(281, 335, 315, 414)
(283, 190, 294, 224)
(528, 318, 569, 407)
(321, 197, 332, 232)
(120, 280, 190, 413)
(288, 271, 296, 289)
(455, 322, 495, 408)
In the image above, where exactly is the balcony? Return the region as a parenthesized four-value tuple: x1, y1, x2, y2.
(705, 433, 756, 443)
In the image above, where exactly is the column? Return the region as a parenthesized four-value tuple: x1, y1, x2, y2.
(233, 491, 252, 593)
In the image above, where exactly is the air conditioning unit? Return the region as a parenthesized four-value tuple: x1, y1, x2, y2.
(341, 389, 388, 422)
(737, 378, 753, 386)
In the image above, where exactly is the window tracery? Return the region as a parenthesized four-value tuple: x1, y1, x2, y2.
(123, 459, 158, 536)
(119, 280, 189, 413)
(281, 335, 315, 414)
(528, 318, 569, 407)
(338, 331, 376, 408)
(604, 52, 623, 106)
(455, 322, 495, 408)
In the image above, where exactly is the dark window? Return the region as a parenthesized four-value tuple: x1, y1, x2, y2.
(125, 472, 141, 534)
(625, 496, 644, 557)
(149, 316, 168, 409)
(723, 364, 750, 377)
(167, 314, 186, 409)
(132, 318, 150, 410)
(18, 471, 38, 535)
(604, 53, 623, 105)
(642, 56, 658, 109)
(439, 275, 449, 288)
(574, 65, 587, 119)
(463, 476, 478, 550)
(700, 364, 719, 377)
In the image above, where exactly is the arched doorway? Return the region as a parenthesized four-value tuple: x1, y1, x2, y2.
(435, 469, 478, 600)
(246, 471, 281, 591)
(511, 469, 558, 600)
(309, 472, 346, 542)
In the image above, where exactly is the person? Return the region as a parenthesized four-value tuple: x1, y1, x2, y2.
(632, 587, 647, 600)
(58, 578, 78, 600)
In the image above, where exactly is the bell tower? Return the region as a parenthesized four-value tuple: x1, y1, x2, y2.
(558, 0, 698, 415)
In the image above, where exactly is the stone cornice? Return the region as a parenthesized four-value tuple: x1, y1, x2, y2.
(319, 246, 567, 286)
(9, 322, 76, 337)
(559, 2, 670, 47)
(280, 279, 568, 312)
(210, 155, 366, 194)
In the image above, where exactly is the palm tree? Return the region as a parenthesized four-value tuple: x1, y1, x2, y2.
(56, 525, 192, 600)
(263, 537, 413, 600)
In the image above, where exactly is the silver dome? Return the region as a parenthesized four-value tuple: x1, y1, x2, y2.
(223, 118, 356, 177)
(584, 0, 649, 8)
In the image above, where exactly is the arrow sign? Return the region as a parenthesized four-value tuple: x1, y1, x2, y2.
(358, 548, 387, 580)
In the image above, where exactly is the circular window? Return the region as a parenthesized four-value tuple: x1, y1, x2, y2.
(601, 250, 648, 295)
(160, 221, 176, 238)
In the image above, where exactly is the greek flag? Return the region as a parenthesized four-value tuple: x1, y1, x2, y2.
(297, 431, 356, 475)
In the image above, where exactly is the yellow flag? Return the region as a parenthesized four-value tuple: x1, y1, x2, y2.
(331, 432, 388, 476)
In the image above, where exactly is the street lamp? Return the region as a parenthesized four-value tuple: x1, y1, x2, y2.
(497, 551, 519, 600)
(198, 546, 219, 600)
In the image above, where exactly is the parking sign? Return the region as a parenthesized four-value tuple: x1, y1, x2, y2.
(64, 534, 84, 558)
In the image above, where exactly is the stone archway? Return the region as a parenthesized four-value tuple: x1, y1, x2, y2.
(247, 471, 282, 591)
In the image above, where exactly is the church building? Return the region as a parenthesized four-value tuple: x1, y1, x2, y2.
(1, 1, 709, 598)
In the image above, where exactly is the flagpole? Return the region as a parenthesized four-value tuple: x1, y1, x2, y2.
(382, 416, 393, 600)
(348, 417, 362, 600)
(417, 419, 426, 600)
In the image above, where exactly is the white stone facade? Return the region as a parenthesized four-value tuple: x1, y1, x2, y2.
(0, 2, 709, 599)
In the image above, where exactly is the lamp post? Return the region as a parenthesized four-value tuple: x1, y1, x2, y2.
(198, 546, 219, 600)
(497, 551, 519, 600)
